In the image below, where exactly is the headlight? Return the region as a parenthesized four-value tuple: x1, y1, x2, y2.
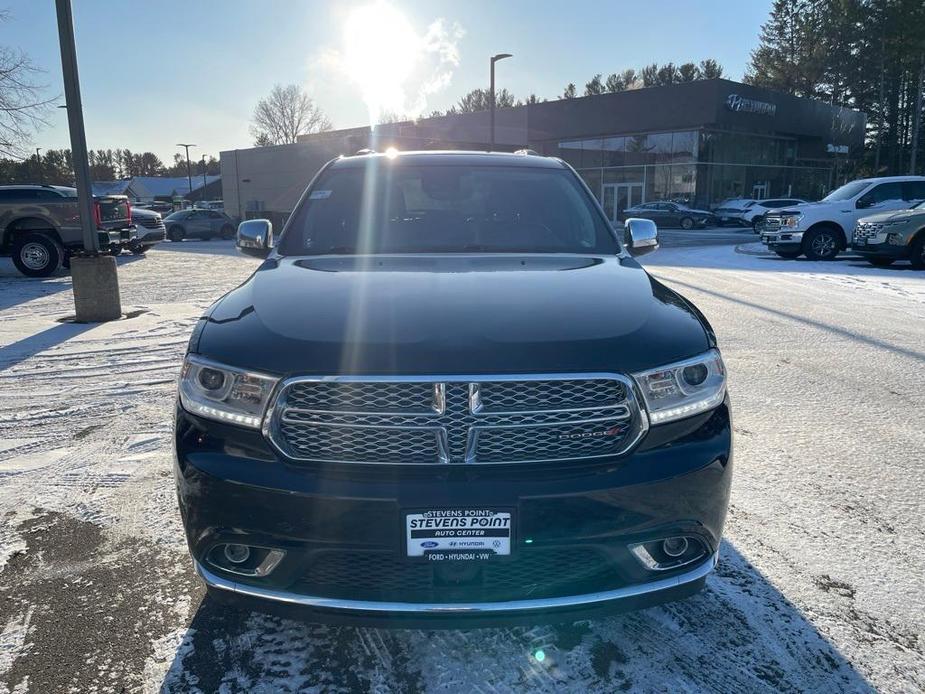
(632, 349, 726, 424)
(780, 214, 802, 229)
(178, 355, 279, 428)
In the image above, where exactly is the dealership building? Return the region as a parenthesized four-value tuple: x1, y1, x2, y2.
(221, 78, 865, 226)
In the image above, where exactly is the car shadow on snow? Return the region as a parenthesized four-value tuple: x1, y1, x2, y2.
(159, 542, 874, 693)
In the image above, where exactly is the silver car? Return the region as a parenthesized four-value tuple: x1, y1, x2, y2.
(163, 209, 236, 242)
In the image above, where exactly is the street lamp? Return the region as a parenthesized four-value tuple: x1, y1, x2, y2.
(490, 53, 512, 151)
(177, 143, 197, 196)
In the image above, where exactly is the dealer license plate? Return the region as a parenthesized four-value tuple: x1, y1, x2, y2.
(406, 508, 512, 560)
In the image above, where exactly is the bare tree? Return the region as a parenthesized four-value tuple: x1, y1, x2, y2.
(250, 84, 332, 146)
(0, 14, 56, 158)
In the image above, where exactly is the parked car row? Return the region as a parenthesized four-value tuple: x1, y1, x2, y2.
(0, 184, 240, 276)
(713, 197, 808, 229)
(758, 175, 925, 268)
(622, 201, 714, 229)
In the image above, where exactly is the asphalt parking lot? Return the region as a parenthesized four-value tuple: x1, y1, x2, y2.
(0, 236, 923, 692)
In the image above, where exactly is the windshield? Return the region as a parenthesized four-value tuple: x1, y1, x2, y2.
(822, 180, 870, 201)
(279, 163, 619, 255)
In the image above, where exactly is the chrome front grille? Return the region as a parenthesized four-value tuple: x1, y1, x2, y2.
(854, 221, 883, 243)
(136, 216, 164, 229)
(761, 216, 782, 232)
(267, 375, 646, 465)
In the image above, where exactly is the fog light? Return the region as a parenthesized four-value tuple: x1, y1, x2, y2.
(224, 543, 251, 564)
(662, 536, 689, 557)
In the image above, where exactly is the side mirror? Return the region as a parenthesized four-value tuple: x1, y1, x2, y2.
(623, 217, 659, 257)
(856, 197, 875, 209)
(236, 219, 273, 258)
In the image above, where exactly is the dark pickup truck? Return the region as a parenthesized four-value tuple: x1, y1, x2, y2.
(0, 184, 135, 276)
(174, 150, 732, 626)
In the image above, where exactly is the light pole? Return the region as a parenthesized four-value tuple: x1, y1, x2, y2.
(489, 53, 512, 151)
(200, 155, 208, 194)
(56, 0, 121, 321)
(35, 147, 43, 183)
(177, 143, 196, 196)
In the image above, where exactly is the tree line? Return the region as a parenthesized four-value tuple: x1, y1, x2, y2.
(423, 59, 725, 118)
(0, 148, 221, 187)
(745, 0, 925, 174)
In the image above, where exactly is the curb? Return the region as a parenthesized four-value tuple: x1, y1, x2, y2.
(735, 242, 771, 257)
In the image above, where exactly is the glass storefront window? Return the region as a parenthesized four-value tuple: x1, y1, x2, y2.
(556, 140, 582, 168)
(581, 139, 603, 168)
(625, 135, 651, 165)
(602, 137, 625, 167)
(671, 131, 697, 162)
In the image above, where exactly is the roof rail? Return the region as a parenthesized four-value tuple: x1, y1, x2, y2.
(354, 148, 376, 156)
(513, 149, 540, 156)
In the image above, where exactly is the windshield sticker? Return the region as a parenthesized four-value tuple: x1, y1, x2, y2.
(310, 190, 333, 200)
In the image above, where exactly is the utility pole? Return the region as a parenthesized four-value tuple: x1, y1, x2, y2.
(200, 155, 208, 193)
(177, 143, 196, 197)
(55, 0, 121, 321)
(489, 53, 512, 151)
(35, 148, 43, 183)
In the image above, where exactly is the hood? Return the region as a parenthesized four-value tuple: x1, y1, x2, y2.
(857, 207, 924, 224)
(131, 207, 161, 219)
(196, 254, 712, 376)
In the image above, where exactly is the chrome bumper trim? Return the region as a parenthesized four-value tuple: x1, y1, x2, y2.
(195, 551, 717, 614)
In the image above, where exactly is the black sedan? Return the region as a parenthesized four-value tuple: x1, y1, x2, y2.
(623, 201, 714, 229)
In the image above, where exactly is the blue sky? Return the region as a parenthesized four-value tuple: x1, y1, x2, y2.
(4, 0, 771, 164)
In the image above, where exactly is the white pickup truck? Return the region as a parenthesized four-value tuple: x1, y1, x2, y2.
(760, 176, 925, 260)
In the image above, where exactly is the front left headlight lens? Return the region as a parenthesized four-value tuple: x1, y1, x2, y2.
(780, 213, 802, 228)
(632, 349, 726, 424)
(178, 355, 279, 428)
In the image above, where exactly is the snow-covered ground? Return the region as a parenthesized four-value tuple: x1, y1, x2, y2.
(0, 240, 922, 693)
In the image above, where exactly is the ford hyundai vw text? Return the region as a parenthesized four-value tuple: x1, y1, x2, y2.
(173, 151, 732, 625)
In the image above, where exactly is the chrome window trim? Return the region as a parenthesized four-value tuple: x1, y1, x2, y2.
(195, 552, 717, 614)
(262, 373, 649, 466)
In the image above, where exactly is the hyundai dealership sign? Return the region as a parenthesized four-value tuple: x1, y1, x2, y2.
(726, 93, 777, 116)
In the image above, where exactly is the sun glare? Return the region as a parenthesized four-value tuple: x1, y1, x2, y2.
(343, 2, 420, 125)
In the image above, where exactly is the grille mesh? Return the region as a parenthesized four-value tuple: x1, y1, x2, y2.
(477, 379, 625, 413)
(298, 546, 614, 602)
(286, 381, 435, 414)
(271, 376, 641, 464)
(853, 222, 884, 243)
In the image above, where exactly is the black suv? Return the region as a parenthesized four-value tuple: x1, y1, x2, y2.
(174, 151, 732, 625)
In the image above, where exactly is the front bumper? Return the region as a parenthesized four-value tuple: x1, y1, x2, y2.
(761, 230, 803, 250)
(136, 228, 167, 244)
(175, 400, 732, 625)
(852, 239, 909, 258)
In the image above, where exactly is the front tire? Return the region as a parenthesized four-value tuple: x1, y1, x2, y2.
(803, 227, 841, 261)
(680, 217, 695, 230)
(168, 226, 185, 242)
(11, 233, 64, 277)
(220, 225, 235, 240)
(911, 234, 925, 270)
